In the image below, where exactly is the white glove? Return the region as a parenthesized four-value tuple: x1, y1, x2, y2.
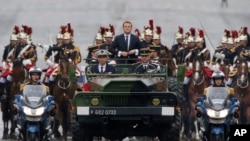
(22, 59, 32, 66)
(2, 61, 7, 69)
(46, 59, 54, 66)
(68, 58, 72, 62)
(215, 52, 225, 59)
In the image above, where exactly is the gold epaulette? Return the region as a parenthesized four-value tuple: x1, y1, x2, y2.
(228, 87, 235, 95)
(230, 47, 236, 53)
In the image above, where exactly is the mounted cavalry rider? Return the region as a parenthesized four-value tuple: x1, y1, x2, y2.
(44, 23, 82, 88)
(14, 25, 37, 70)
(86, 26, 105, 64)
(171, 26, 184, 65)
(141, 19, 154, 49)
(43, 26, 64, 85)
(227, 27, 250, 86)
(182, 28, 213, 101)
(0, 26, 19, 101)
(100, 24, 115, 60)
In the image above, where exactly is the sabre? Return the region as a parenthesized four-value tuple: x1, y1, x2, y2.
(198, 19, 216, 50)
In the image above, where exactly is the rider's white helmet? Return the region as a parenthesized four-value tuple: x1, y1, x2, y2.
(212, 70, 225, 84)
(29, 66, 42, 79)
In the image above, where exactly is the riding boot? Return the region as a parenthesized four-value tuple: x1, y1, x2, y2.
(49, 81, 55, 95)
(182, 84, 189, 102)
(0, 83, 7, 102)
(2, 128, 8, 139)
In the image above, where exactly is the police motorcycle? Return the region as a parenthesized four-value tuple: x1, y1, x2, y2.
(13, 85, 55, 141)
(195, 87, 240, 141)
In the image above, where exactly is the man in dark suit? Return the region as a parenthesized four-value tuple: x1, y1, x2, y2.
(131, 48, 160, 74)
(110, 21, 142, 64)
(90, 49, 116, 74)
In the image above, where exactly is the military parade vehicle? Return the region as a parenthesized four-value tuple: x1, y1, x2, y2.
(71, 63, 183, 141)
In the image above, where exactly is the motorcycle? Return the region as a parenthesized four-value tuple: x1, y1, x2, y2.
(195, 87, 240, 141)
(13, 85, 56, 141)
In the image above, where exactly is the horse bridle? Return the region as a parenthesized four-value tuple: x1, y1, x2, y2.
(192, 70, 205, 86)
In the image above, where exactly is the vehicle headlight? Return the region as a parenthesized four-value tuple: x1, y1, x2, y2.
(207, 108, 228, 118)
(23, 106, 45, 116)
(91, 98, 99, 106)
(152, 98, 160, 106)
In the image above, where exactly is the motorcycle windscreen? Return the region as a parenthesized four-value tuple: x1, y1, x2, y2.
(206, 87, 229, 111)
(22, 85, 47, 108)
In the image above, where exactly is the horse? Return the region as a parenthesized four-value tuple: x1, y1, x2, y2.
(182, 57, 210, 140)
(159, 48, 177, 77)
(52, 56, 77, 141)
(232, 58, 250, 124)
(1, 59, 28, 139)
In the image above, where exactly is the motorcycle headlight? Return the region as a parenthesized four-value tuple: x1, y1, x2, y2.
(207, 108, 228, 118)
(23, 106, 45, 116)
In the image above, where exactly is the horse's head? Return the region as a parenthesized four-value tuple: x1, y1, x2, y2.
(12, 58, 27, 82)
(192, 57, 205, 86)
(236, 58, 249, 88)
(59, 57, 70, 80)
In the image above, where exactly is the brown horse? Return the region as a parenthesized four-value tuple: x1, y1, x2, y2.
(232, 58, 250, 124)
(182, 57, 210, 140)
(2, 59, 28, 139)
(52, 57, 77, 141)
(159, 49, 177, 77)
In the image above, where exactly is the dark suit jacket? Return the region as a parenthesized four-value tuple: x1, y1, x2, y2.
(110, 34, 142, 64)
(91, 63, 116, 74)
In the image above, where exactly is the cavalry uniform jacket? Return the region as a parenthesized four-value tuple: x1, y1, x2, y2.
(2, 44, 15, 61)
(44, 44, 62, 64)
(14, 43, 37, 63)
(190, 46, 211, 64)
(212, 46, 235, 65)
(171, 43, 183, 59)
(61, 43, 81, 65)
(141, 40, 152, 48)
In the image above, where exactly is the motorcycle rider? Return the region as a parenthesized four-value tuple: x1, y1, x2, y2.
(20, 66, 49, 94)
(203, 70, 234, 98)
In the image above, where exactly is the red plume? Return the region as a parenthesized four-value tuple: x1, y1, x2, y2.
(234, 30, 238, 38)
(67, 23, 72, 32)
(134, 28, 141, 36)
(156, 26, 161, 35)
(190, 27, 196, 36)
(243, 27, 248, 35)
(27, 27, 32, 35)
(13, 25, 20, 34)
(199, 29, 204, 38)
(22, 25, 28, 33)
(100, 26, 106, 35)
(149, 19, 154, 30)
(60, 26, 67, 34)
(178, 26, 183, 34)
(109, 24, 115, 35)
(224, 29, 230, 37)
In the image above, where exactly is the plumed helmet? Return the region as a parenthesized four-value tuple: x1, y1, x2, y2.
(227, 37, 234, 44)
(195, 29, 204, 42)
(153, 26, 161, 40)
(221, 36, 228, 44)
(10, 34, 18, 40)
(144, 28, 153, 36)
(29, 66, 42, 79)
(176, 26, 184, 39)
(95, 33, 103, 40)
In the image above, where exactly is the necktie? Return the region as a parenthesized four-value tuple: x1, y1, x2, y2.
(125, 35, 129, 51)
(101, 67, 104, 73)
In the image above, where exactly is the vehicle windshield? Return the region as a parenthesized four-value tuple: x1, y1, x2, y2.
(22, 85, 46, 107)
(206, 87, 229, 110)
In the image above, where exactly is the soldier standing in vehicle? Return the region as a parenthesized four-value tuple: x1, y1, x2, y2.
(110, 21, 142, 64)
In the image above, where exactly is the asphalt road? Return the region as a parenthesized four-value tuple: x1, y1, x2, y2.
(0, 0, 250, 140)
